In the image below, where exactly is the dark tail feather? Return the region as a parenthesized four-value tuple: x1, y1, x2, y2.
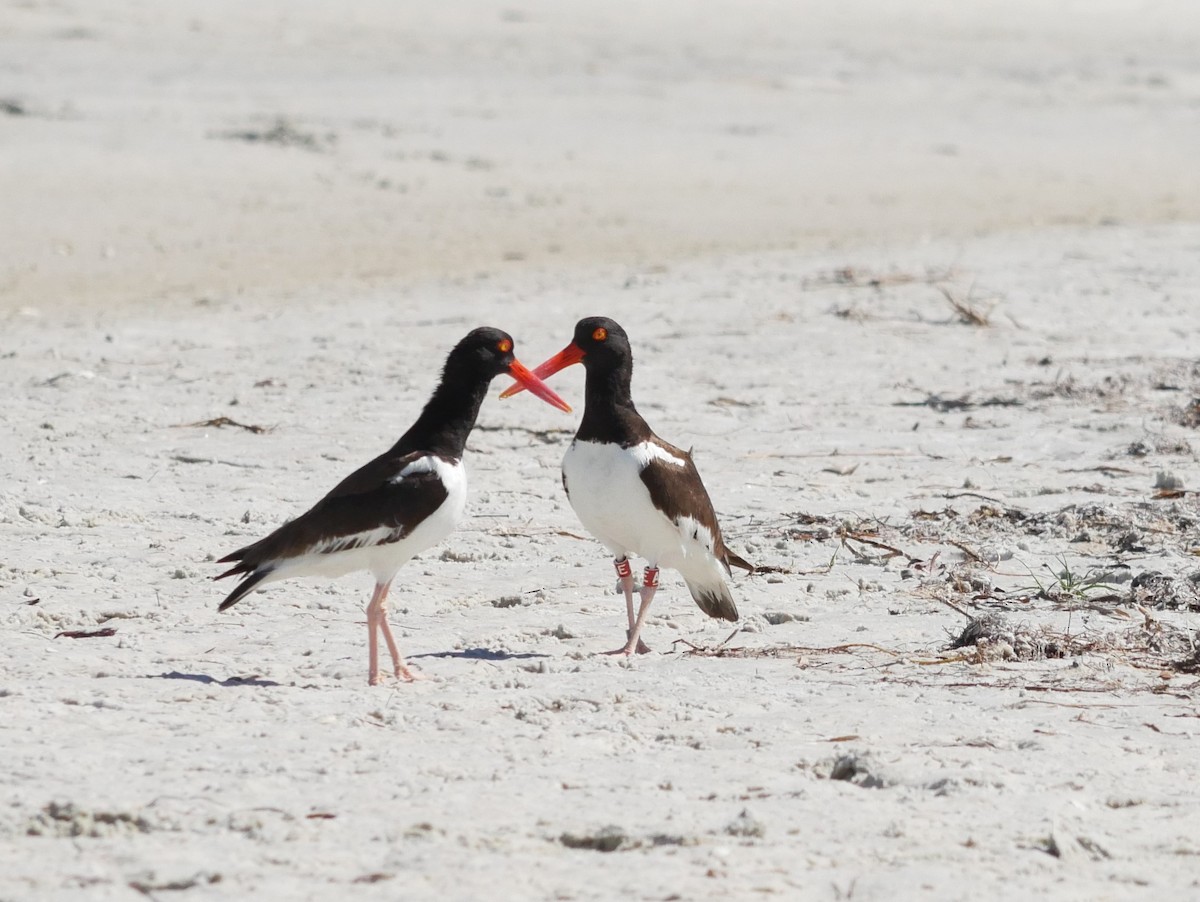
(686, 580, 739, 622)
(214, 561, 249, 581)
(720, 547, 755, 575)
(217, 567, 272, 612)
(215, 539, 257, 570)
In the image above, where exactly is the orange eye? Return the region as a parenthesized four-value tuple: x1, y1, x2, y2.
(497, 339, 512, 353)
(592, 327, 607, 342)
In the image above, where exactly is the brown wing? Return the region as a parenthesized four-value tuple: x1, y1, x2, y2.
(637, 438, 754, 574)
(216, 451, 450, 579)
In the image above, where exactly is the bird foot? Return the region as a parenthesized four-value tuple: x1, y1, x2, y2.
(367, 666, 428, 686)
(396, 664, 428, 682)
(600, 635, 652, 656)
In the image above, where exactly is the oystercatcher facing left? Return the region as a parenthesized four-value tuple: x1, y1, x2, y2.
(502, 316, 753, 655)
(214, 327, 571, 685)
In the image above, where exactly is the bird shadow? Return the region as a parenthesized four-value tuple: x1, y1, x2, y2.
(150, 670, 282, 687)
(409, 647, 548, 661)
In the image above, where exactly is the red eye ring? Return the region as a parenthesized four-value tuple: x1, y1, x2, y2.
(497, 339, 512, 353)
(592, 327, 607, 342)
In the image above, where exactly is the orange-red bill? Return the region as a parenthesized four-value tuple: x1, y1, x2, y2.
(500, 342, 585, 399)
(505, 358, 573, 412)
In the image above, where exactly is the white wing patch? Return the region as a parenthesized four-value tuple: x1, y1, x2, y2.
(393, 455, 439, 481)
(630, 441, 686, 469)
(311, 525, 406, 555)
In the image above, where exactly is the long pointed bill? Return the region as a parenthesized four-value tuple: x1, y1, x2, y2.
(500, 342, 585, 400)
(504, 358, 573, 412)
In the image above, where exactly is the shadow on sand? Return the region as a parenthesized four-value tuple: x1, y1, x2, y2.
(151, 671, 282, 687)
(409, 648, 548, 662)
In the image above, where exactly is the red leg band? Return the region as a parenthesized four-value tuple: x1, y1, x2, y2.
(614, 558, 632, 579)
(643, 566, 659, 588)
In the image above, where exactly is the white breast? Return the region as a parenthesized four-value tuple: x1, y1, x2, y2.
(562, 439, 693, 570)
(367, 455, 468, 579)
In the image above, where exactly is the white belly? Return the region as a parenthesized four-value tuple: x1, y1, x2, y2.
(563, 440, 691, 570)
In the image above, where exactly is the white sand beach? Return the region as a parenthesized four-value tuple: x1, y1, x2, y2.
(2, 2, 1199, 899)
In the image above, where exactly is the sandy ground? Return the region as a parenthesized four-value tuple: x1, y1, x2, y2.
(5, 0, 1200, 312)
(4, 2, 1200, 900)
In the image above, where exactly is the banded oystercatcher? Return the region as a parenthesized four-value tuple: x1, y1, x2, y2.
(214, 327, 571, 685)
(502, 317, 752, 655)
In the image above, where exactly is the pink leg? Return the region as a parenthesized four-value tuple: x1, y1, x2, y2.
(614, 557, 637, 629)
(379, 616, 421, 682)
(366, 583, 385, 685)
(603, 565, 657, 656)
(365, 581, 422, 685)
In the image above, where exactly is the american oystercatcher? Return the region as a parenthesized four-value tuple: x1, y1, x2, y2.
(502, 317, 753, 655)
(214, 327, 571, 685)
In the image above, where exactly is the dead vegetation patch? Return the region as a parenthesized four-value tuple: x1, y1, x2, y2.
(1024, 373, 1135, 404)
(894, 394, 1022, 414)
(742, 497, 1200, 679)
(936, 283, 998, 327)
(808, 266, 1005, 327)
(173, 416, 272, 434)
(1124, 437, 1193, 457)
(213, 118, 335, 152)
(1177, 398, 1200, 429)
(686, 617, 1195, 676)
(806, 266, 955, 291)
(1129, 571, 1200, 612)
(944, 609, 1196, 670)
